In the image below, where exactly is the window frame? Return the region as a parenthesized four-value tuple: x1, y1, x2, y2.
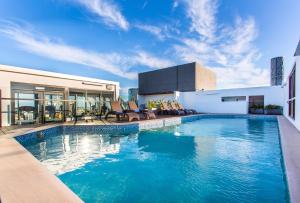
(288, 65, 296, 119)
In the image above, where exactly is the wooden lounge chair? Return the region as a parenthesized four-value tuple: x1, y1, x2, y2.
(106, 101, 140, 122)
(170, 102, 185, 115)
(128, 101, 156, 119)
(176, 103, 196, 114)
(160, 102, 173, 115)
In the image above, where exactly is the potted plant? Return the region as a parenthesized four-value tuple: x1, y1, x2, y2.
(264, 105, 283, 115)
(249, 104, 264, 114)
(147, 100, 158, 110)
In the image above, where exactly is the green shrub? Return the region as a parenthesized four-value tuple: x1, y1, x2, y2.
(147, 100, 159, 109)
(264, 104, 282, 110)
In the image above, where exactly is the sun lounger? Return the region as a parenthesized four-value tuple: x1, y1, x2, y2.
(128, 101, 156, 119)
(160, 102, 173, 115)
(176, 103, 196, 114)
(106, 101, 140, 122)
(170, 102, 185, 115)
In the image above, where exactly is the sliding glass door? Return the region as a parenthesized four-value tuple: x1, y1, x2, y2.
(13, 92, 38, 125)
(289, 66, 296, 119)
(44, 93, 64, 122)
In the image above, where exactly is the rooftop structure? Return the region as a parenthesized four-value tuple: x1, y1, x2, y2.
(138, 62, 216, 95)
(0, 64, 119, 127)
(270, 57, 284, 86)
(128, 88, 138, 102)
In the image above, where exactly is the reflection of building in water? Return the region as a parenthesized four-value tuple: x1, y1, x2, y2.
(138, 128, 196, 157)
(38, 134, 123, 175)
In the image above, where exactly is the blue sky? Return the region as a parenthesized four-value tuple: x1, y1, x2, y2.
(0, 0, 299, 97)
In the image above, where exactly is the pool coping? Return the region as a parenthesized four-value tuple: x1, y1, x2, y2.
(0, 114, 296, 202)
(277, 116, 300, 203)
(0, 130, 83, 203)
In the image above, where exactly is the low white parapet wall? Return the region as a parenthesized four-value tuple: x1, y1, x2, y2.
(138, 86, 285, 115)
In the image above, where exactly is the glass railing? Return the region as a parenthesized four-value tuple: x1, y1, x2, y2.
(0, 97, 113, 126)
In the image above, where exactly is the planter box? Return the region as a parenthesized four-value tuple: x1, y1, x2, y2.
(249, 108, 264, 114)
(264, 109, 282, 115)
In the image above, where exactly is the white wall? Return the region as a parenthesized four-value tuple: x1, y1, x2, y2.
(180, 86, 284, 114)
(138, 86, 285, 114)
(284, 56, 300, 131)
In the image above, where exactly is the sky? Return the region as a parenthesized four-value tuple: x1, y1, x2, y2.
(0, 0, 299, 98)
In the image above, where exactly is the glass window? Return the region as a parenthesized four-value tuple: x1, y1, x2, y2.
(289, 67, 296, 119)
(221, 96, 246, 102)
(101, 92, 114, 114)
(87, 94, 101, 115)
(68, 95, 76, 117)
(44, 93, 64, 122)
(14, 92, 37, 124)
(76, 94, 86, 116)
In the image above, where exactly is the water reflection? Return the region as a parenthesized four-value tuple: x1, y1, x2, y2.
(27, 132, 134, 175)
(138, 128, 196, 158)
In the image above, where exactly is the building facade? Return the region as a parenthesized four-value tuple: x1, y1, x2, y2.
(138, 62, 216, 95)
(179, 86, 284, 114)
(271, 56, 284, 86)
(138, 86, 284, 114)
(128, 88, 138, 102)
(283, 40, 300, 130)
(0, 65, 119, 127)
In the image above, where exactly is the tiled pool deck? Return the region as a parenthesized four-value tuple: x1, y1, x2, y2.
(278, 117, 300, 203)
(0, 114, 299, 202)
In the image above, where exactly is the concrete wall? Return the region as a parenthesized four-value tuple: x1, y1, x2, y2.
(138, 62, 216, 95)
(0, 65, 119, 126)
(195, 63, 216, 91)
(179, 86, 284, 114)
(139, 86, 285, 114)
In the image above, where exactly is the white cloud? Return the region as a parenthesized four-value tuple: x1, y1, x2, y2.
(174, 0, 269, 89)
(133, 51, 173, 69)
(212, 52, 269, 89)
(135, 23, 165, 40)
(220, 17, 257, 57)
(172, 1, 179, 10)
(77, 0, 129, 30)
(0, 23, 173, 79)
(0, 24, 136, 78)
(184, 0, 217, 40)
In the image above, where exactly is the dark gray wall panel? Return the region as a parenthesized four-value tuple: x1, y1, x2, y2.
(138, 62, 215, 95)
(177, 63, 196, 92)
(138, 66, 178, 95)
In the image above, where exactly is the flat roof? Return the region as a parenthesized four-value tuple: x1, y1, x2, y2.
(197, 85, 281, 94)
(0, 64, 119, 86)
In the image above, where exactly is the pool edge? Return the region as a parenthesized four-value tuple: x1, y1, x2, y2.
(277, 116, 300, 203)
(0, 136, 83, 203)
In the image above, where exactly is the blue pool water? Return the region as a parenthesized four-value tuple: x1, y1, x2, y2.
(19, 117, 288, 203)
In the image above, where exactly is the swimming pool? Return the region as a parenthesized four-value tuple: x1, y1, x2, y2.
(18, 116, 289, 202)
